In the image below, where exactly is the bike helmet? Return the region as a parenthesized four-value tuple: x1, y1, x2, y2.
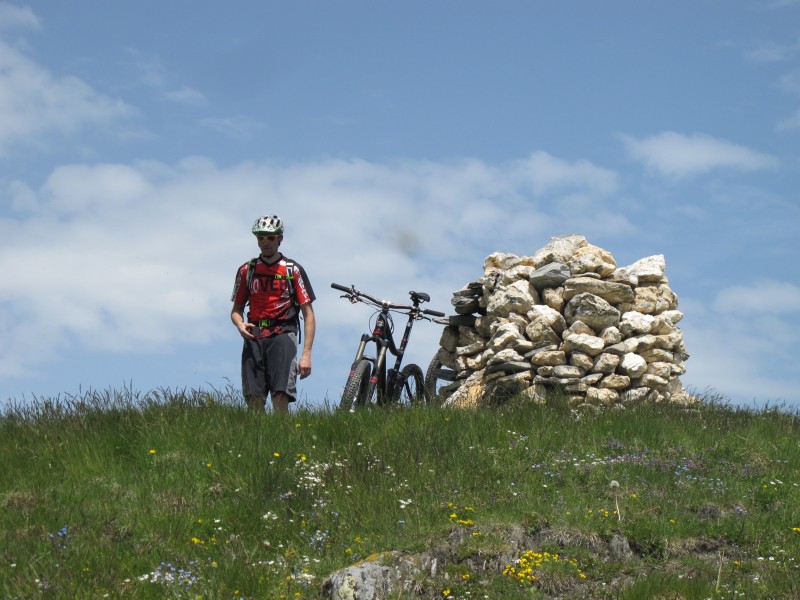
(252, 215, 284, 236)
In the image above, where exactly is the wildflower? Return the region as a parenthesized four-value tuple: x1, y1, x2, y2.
(149, 449, 156, 455)
(274, 452, 281, 458)
(442, 589, 452, 597)
(793, 527, 800, 534)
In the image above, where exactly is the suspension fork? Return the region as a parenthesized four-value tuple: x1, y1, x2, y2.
(368, 342, 390, 404)
(350, 334, 371, 365)
(361, 309, 391, 404)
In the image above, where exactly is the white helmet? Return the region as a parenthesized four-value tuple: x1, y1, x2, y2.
(252, 215, 284, 236)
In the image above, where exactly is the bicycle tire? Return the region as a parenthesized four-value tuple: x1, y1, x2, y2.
(424, 354, 459, 404)
(391, 363, 426, 407)
(340, 359, 373, 411)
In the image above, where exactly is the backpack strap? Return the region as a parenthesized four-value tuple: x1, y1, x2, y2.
(284, 259, 302, 344)
(245, 257, 259, 292)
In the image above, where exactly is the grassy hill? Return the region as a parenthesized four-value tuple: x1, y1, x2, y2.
(1, 387, 799, 599)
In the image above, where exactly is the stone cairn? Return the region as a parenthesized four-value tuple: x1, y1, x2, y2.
(434, 234, 695, 409)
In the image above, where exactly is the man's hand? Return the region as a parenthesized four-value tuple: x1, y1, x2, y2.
(299, 350, 312, 379)
(237, 322, 256, 340)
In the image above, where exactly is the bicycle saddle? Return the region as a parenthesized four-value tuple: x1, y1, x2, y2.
(410, 291, 430, 303)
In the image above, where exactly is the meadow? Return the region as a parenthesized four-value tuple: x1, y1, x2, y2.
(1, 385, 799, 599)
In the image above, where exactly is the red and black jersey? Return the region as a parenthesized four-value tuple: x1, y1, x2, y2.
(231, 255, 315, 336)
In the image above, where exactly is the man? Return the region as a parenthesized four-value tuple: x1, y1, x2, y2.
(230, 215, 316, 413)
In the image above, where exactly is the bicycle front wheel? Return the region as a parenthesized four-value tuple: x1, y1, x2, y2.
(391, 363, 426, 407)
(340, 358, 374, 411)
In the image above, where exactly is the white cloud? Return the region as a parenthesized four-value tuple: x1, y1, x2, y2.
(124, 47, 167, 88)
(0, 3, 40, 31)
(681, 306, 800, 407)
(0, 153, 624, 381)
(0, 40, 136, 154)
(199, 115, 268, 140)
(713, 280, 800, 315)
(777, 107, 800, 131)
(164, 85, 208, 106)
(744, 39, 800, 63)
(513, 151, 618, 196)
(678, 280, 800, 406)
(622, 132, 779, 179)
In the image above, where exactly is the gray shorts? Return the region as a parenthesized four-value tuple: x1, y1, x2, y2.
(241, 332, 298, 402)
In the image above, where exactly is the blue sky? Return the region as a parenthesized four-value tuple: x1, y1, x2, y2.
(1, 1, 799, 410)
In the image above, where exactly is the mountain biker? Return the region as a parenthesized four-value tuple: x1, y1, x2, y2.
(230, 215, 316, 413)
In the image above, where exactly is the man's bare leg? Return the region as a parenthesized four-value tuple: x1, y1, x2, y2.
(245, 395, 266, 411)
(271, 392, 290, 414)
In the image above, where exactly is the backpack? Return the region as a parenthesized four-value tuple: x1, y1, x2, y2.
(246, 256, 303, 342)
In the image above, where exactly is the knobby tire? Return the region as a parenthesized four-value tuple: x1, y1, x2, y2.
(391, 363, 426, 407)
(340, 359, 373, 411)
(424, 354, 458, 405)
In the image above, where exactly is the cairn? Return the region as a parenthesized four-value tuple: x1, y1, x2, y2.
(433, 234, 695, 409)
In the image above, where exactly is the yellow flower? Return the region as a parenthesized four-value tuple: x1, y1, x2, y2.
(442, 589, 451, 597)
(273, 452, 281, 458)
(148, 449, 156, 455)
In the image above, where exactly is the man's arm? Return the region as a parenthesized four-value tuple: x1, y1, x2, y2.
(231, 303, 256, 339)
(298, 303, 315, 379)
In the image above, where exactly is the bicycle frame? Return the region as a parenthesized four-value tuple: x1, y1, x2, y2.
(349, 303, 418, 404)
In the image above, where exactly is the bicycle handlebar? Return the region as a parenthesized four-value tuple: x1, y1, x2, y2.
(331, 282, 445, 317)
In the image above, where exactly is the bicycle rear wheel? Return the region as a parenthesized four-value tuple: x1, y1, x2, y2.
(424, 353, 459, 404)
(340, 358, 374, 411)
(391, 363, 426, 407)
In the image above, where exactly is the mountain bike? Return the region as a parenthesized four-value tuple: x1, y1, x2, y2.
(331, 283, 445, 411)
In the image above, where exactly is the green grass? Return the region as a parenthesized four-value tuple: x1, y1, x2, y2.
(1, 386, 799, 599)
